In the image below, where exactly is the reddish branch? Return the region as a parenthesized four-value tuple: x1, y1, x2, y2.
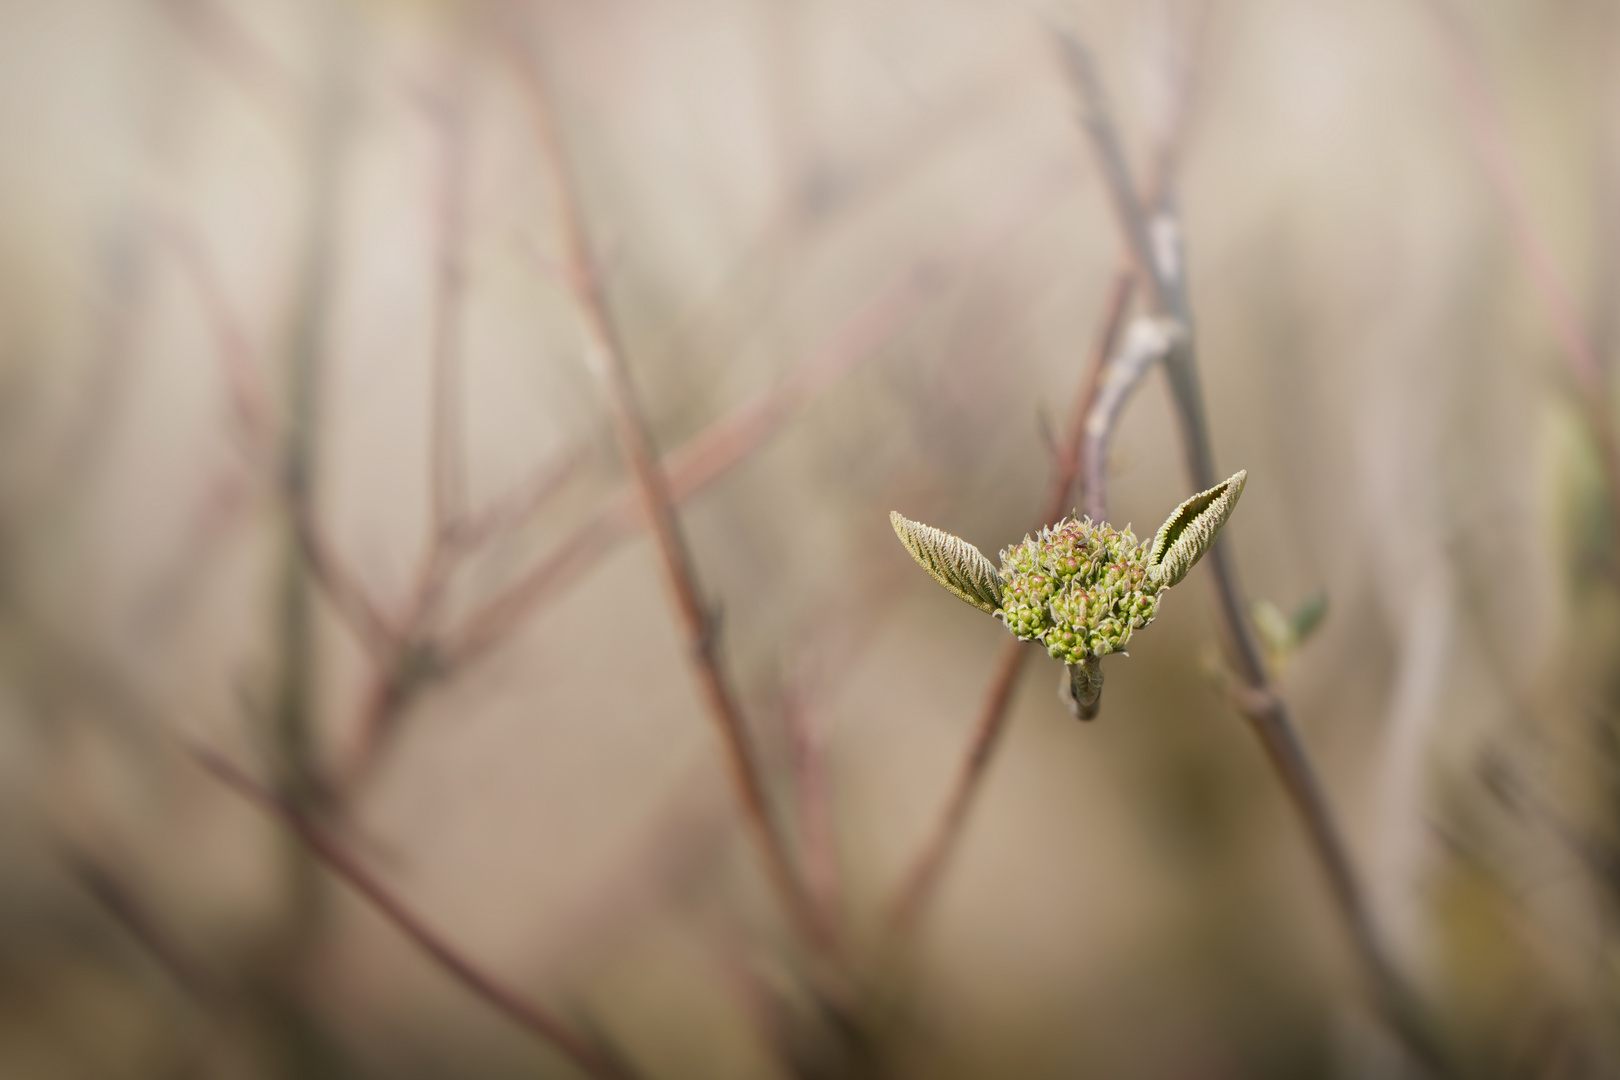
(1054, 28, 1452, 1075)
(194, 748, 639, 1080)
(1420, 0, 1620, 569)
(440, 260, 946, 667)
(515, 41, 835, 952)
(886, 270, 1133, 933)
(68, 848, 223, 1004)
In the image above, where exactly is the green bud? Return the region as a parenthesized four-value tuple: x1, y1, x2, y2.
(890, 471, 1247, 718)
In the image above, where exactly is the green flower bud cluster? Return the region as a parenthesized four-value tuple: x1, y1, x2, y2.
(890, 471, 1244, 721)
(996, 518, 1162, 664)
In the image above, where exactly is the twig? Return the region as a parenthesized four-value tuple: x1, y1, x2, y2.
(448, 444, 586, 550)
(886, 269, 1134, 933)
(1054, 26, 1453, 1074)
(67, 847, 223, 1004)
(440, 258, 946, 668)
(269, 5, 350, 818)
(154, 218, 274, 454)
(333, 76, 500, 788)
(426, 74, 470, 540)
(157, 220, 398, 671)
(1081, 315, 1179, 522)
(192, 747, 638, 1080)
(1418, 0, 1620, 570)
(288, 504, 397, 665)
(517, 38, 835, 952)
(784, 678, 841, 929)
(157, 0, 299, 119)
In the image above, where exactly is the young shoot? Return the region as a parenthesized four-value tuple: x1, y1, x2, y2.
(891, 470, 1246, 719)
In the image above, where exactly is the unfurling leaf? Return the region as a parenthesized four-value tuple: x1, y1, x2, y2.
(1147, 470, 1247, 587)
(890, 512, 1004, 614)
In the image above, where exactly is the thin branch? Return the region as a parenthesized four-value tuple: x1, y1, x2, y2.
(518, 38, 835, 952)
(444, 128, 1080, 667)
(784, 679, 841, 928)
(288, 503, 397, 665)
(159, 220, 401, 677)
(426, 76, 471, 540)
(67, 847, 223, 1005)
(1053, 35, 1170, 316)
(448, 443, 587, 550)
(155, 219, 274, 454)
(192, 747, 640, 1080)
(440, 258, 946, 668)
(1054, 25, 1453, 1075)
(886, 269, 1134, 934)
(1419, 0, 1620, 569)
(157, 0, 300, 120)
(1081, 315, 1179, 522)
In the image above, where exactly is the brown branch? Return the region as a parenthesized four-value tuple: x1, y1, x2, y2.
(517, 39, 834, 953)
(886, 270, 1133, 934)
(288, 503, 397, 665)
(783, 679, 841, 929)
(448, 444, 587, 551)
(154, 219, 274, 454)
(67, 847, 223, 1005)
(440, 258, 946, 668)
(157, 218, 398, 671)
(158, 0, 300, 119)
(1081, 315, 1179, 522)
(1054, 25, 1454, 1075)
(426, 77, 471, 541)
(192, 747, 639, 1080)
(1419, 0, 1620, 570)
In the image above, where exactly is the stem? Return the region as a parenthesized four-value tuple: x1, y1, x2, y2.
(194, 749, 638, 1080)
(428, 76, 470, 541)
(518, 42, 834, 952)
(441, 255, 946, 669)
(1419, 0, 1620, 572)
(1055, 25, 1454, 1074)
(887, 270, 1133, 933)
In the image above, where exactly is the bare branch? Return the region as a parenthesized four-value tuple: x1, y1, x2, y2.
(1419, 0, 1620, 570)
(158, 218, 398, 671)
(1052, 33, 1168, 314)
(157, 0, 300, 119)
(192, 747, 640, 1080)
(1081, 315, 1179, 521)
(426, 75, 471, 540)
(783, 682, 840, 928)
(441, 255, 949, 668)
(449, 443, 588, 551)
(1055, 26, 1455, 1075)
(66, 847, 223, 1005)
(516, 34, 835, 952)
(289, 502, 397, 665)
(154, 219, 274, 454)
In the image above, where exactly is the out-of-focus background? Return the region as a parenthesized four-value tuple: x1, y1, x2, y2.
(2, 0, 1619, 1077)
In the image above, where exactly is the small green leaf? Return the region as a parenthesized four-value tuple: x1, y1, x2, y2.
(1290, 589, 1328, 644)
(1147, 470, 1247, 587)
(1251, 589, 1329, 674)
(890, 511, 1003, 614)
(1250, 598, 1294, 658)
